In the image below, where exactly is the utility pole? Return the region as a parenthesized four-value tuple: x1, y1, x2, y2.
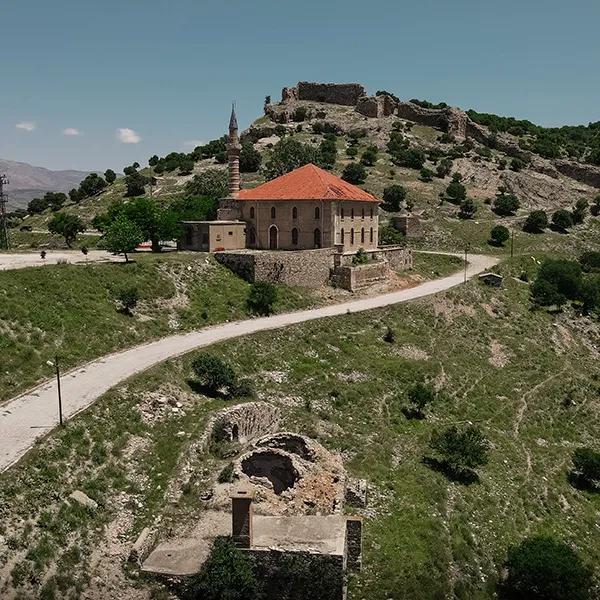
(47, 357, 63, 425)
(0, 174, 10, 250)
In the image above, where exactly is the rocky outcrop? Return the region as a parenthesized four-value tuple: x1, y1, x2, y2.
(282, 82, 366, 106)
(356, 94, 397, 118)
(553, 159, 600, 188)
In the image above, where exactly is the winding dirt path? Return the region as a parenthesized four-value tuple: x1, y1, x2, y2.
(0, 252, 498, 472)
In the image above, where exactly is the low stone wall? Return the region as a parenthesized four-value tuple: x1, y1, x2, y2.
(215, 249, 334, 288)
(248, 549, 346, 600)
(332, 262, 390, 292)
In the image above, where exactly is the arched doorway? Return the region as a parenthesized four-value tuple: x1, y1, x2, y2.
(291, 227, 299, 246)
(314, 228, 321, 249)
(269, 225, 278, 250)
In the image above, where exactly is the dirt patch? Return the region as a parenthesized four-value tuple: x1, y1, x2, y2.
(432, 297, 476, 324)
(489, 340, 510, 368)
(394, 345, 430, 361)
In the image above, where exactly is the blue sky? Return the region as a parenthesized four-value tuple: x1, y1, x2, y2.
(2, 0, 599, 171)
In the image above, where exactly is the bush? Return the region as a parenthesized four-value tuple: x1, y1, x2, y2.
(383, 327, 396, 343)
(232, 378, 256, 398)
(419, 167, 434, 182)
(181, 537, 258, 600)
(192, 354, 237, 395)
(572, 198, 589, 225)
(523, 210, 548, 233)
(218, 462, 234, 484)
(382, 185, 407, 211)
(489, 225, 510, 246)
(240, 142, 262, 172)
(352, 247, 368, 265)
(291, 106, 309, 122)
(552, 209, 574, 232)
(379, 224, 405, 245)
(580, 275, 600, 315)
(591, 194, 600, 216)
(510, 156, 527, 171)
(114, 286, 139, 315)
(503, 536, 593, 600)
(436, 158, 453, 178)
(185, 168, 228, 199)
(247, 282, 278, 316)
(345, 146, 358, 158)
(428, 425, 489, 480)
(571, 447, 600, 489)
(392, 148, 426, 169)
(263, 138, 321, 180)
(493, 191, 520, 216)
(342, 162, 367, 184)
(531, 259, 583, 308)
(579, 251, 600, 273)
(445, 180, 467, 204)
(531, 278, 566, 308)
(360, 147, 378, 166)
(406, 382, 435, 418)
(124, 171, 150, 197)
(458, 198, 477, 219)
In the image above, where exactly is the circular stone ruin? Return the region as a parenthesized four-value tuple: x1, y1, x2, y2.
(240, 449, 299, 495)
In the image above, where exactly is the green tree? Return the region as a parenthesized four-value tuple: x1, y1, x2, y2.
(191, 353, 237, 395)
(382, 185, 407, 211)
(445, 180, 467, 204)
(579, 251, 600, 273)
(591, 194, 600, 216)
(436, 158, 453, 178)
(458, 197, 477, 219)
(493, 191, 520, 216)
(103, 216, 144, 263)
(531, 259, 583, 308)
(78, 173, 107, 198)
(342, 162, 367, 184)
(406, 382, 435, 419)
(47, 213, 85, 247)
(580, 275, 600, 315)
(552, 209, 574, 232)
(148, 155, 159, 167)
(27, 196, 49, 214)
(360, 146, 378, 166)
(178, 158, 194, 176)
(419, 167, 434, 182)
(68, 188, 82, 203)
(45, 192, 68, 211)
(489, 225, 510, 246)
(104, 169, 117, 184)
(428, 425, 489, 480)
(503, 536, 593, 600)
(263, 138, 321, 180)
(523, 210, 548, 233)
(571, 447, 600, 489)
(392, 148, 426, 169)
(181, 537, 258, 600)
(239, 141, 262, 172)
(247, 282, 278, 316)
(379, 224, 405, 245)
(124, 171, 150, 197)
(531, 278, 567, 308)
(185, 168, 229, 199)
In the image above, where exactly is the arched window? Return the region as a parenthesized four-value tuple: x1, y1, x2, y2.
(370, 208, 374, 219)
(370, 227, 374, 243)
(315, 206, 320, 220)
(361, 228, 365, 243)
(250, 206, 255, 219)
(350, 229, 355, 245)
(341, 228, 345, 244)
(341, 207, 345, 219)
(271, 206, 276, 219)
(314, 228, 322, 249)
(292, 206, 298, 219)
(291, 227, 299, 245)
(248, 227, 256, 247)
(351, 208, 355, 220)
(269, 225, 278, 249)
(361, 208, 365, 220)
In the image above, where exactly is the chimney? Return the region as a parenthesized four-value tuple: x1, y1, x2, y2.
(231, 487, 254, 548)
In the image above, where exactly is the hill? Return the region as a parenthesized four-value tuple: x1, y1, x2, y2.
(10, 81, 599, 255)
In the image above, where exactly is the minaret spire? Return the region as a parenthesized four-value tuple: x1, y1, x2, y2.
(227, 102, 241, 197)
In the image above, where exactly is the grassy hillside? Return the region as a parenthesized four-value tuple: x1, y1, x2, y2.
(0, 252, 316, 402)
(1, 254, 599, 598)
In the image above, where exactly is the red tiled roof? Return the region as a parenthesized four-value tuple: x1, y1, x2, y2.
(237, 163, 379, 203)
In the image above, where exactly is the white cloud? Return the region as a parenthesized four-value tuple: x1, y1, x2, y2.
(62, 127, 81, 136)
(183, 139, 205, 149)
(116, 128, 142, 144)
(16, 121, 36, 132)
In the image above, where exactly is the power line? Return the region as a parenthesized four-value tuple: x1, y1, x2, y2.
(0, 174, 9, 250)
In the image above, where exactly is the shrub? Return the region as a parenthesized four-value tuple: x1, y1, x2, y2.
(503, 536, 593, 600)
(382, 185, 407, 211)
(458, 198, 477, 219)
(392, 148, 426, 169)
(342, 162, 367, 184)
(428, 425, 489, 480)
(493, 191, 520, 216)
(510, 156, 527, 171)
(104, 169, 117, 184)
(489, 225, 510, 246)
(291, 106, 309, 122)
(445, 180, 467, 204)
(352, 247, 369, 265)
(572, 198, 589, 225)
(419, 167, 434, 182)
(218, 462, 235, 484)
(191, 353, 237, 395)
(580, 275, 600, 315)
(436, 158, 453, 178)
(247, 282, 278, 316)
(591, 194, 600, 216)
(552, 209, 574, 232)
(114, 286, 139, 315)
(233, 378, 256, 398)
(345, 146, 358, 158)
(531, 259, 582, 308)
(379, 224, 405, 245)
(571, 447, 600, 489)
(406, 382, 435, 418)
(383, 327, 396, 343)
(523, 210, 548, 233)
(579, 251, 600, 273)
(531, 278, 566, 308)
(360, 147, 378, 166)
(181, 537, 258, 600)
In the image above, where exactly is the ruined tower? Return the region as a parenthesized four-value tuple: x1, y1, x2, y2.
(217, 104, 243, 220)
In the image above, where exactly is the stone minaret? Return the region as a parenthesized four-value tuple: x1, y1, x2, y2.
(217, 104, 243, 220)
(227, 104, 241, 197)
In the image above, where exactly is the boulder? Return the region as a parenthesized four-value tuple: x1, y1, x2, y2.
(69, 490, 98, 510)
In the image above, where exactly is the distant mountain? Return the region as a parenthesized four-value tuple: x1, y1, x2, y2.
(0, 159, 93, 210)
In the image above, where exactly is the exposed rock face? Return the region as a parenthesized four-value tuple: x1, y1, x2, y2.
(397, 102, 468, 140)
(356, 94, 397, 118)
(553, 159, 600, 188)
(282, 82, 366, 106)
